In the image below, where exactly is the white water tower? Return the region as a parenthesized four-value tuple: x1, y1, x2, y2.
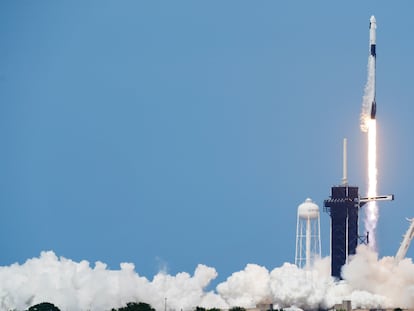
(295, 198, 321, 269)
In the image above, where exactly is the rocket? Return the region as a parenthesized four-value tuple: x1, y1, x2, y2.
(369, 15, 377, 119)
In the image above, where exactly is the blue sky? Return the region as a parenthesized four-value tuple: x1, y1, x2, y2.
(1, 1, 413, 284)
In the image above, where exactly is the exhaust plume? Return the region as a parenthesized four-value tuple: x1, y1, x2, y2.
(361, 52, 379, 249)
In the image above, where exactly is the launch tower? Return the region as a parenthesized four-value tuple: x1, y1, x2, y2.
(324, 139, 394, 279)
(324, 185, 359, 278)
(324, 139, 361, 279)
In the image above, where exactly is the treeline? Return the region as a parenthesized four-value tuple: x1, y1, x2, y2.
(22, 301, 248, 311)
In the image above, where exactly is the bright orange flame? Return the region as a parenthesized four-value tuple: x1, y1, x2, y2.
(366, 119, 378, 249)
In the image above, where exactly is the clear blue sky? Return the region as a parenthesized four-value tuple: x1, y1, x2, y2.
(1, 1, 413, 284)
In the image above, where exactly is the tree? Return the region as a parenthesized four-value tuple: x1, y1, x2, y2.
(27, 302, 60, 311)
(229, 307, 246, 311)
(115, 302, 155, 311)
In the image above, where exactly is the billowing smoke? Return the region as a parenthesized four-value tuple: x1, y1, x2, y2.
(0, 252, 227, 311)
(1, 246, 414, 310)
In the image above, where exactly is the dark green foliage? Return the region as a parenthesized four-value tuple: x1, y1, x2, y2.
(115, 302, 156, 311)
(27, 302, 60, 311)
(229, 307, 246, 311)
(195, 306, 223, 311)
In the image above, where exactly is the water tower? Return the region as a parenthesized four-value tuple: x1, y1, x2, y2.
(295, 198, 321, 268)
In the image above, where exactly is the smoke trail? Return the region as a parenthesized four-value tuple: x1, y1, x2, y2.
(360, 56, 376, 133)
(2, 247, 414, 310)
(360, 53, 378, 249)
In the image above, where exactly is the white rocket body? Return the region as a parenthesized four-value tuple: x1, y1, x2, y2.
(369, 15, 377, 119)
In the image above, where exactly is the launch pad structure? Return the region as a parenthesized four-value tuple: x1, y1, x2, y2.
(324, 184, 359, 279)
(324, 139, 394, 279)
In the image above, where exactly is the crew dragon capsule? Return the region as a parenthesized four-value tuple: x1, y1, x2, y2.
(369, 15, 377, 119)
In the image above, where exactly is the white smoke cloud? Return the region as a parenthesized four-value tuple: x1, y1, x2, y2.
(1, 246, 414, 311)
(269, 261, 332, 309)
(342, 245, 414, 308)
(0, 252, 225, 311)
(217, 264, 272, 307)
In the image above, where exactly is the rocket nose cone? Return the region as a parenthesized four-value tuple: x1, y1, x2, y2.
(370, 15, 376, 23)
